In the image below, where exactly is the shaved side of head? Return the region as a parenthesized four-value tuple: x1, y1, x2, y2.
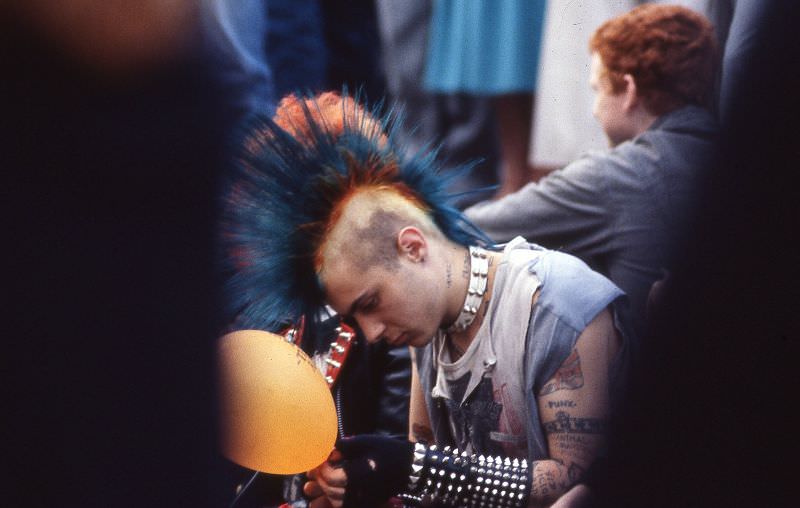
(317, 187, 442, 285)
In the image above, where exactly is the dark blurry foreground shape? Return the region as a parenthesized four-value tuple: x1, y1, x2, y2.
(5, 0, 197, 75)
(598, 1, 800, 506)
(2, 2, 227, 506)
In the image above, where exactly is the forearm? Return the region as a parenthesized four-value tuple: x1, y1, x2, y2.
(464, 161, 607, 248)
(464, 184, 546, 243)
(527, 459, 580, 508)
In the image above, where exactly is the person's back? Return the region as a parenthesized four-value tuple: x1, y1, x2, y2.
(465, 5, 719, 334)
(516, 105, 716, 331)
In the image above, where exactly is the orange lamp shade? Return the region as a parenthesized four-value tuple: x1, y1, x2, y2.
(217, 329, 337, 474)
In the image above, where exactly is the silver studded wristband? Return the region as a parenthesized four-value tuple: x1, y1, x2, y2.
(398, 443, 531, 508)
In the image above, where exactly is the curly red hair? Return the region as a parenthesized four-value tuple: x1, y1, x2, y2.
(589, 4, 718, 115)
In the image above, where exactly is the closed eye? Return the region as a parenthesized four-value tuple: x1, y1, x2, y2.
(360, 294, 379, 313)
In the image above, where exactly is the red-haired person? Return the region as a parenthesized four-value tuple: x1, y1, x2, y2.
(465, 4, 719, 337)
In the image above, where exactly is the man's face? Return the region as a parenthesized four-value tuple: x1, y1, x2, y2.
(590, 53, 634, 147)
(320, 254, 445, 348)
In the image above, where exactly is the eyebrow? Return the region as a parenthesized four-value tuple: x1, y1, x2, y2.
(347, 292, 368, 317)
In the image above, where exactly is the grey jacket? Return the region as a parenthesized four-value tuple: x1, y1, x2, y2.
(465, 106, 718, 333)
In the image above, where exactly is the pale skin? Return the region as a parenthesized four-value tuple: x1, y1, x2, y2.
(589, 52, 658, 148)
(304, 193, 622, 507)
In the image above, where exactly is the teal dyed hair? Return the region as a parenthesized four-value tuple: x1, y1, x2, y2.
(219, 91, 491, 331)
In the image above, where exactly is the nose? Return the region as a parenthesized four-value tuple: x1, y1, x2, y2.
(356, 315, 387, 344)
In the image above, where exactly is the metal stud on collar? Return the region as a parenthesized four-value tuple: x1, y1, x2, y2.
(447, 246, 489, 333)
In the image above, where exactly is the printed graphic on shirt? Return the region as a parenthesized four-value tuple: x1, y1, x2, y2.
(442, 374, 504, 457)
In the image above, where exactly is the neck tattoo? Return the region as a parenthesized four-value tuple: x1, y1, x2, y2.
(446, 245, 489, 333)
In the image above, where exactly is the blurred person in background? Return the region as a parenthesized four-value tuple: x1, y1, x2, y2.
(530, 1, 732, 173)
(375, 0, 501, 210)
(201, 0, 277, 124)
(465, 4, 720, 336)
(423, 0, 547, 198)
(267, 0, 385, 102)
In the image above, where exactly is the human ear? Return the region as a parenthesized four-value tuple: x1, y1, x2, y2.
(622, 74, 639, 111)
(397, 227, 427, 262)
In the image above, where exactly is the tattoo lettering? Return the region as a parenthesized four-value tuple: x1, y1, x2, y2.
(530, 460, 569, 501)
(551, 433, 596, 464)
(446, 263, 453, 288)
(543, 411, 607, 434)
(568, 462, 586, 483)
(412, 423, 434, 444)
(530, 464, 558, 498)
(547, 400, 576, 409)
(538, 349, 584, 395)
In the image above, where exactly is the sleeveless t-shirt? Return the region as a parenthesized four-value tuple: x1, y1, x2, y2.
(415, 237, 632, 462)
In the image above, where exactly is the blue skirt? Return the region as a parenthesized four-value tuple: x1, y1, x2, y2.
(424, 0, 546, 94)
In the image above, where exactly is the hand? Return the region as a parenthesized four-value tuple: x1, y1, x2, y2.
(336, 435, 414, 508)
(304, 450, 347, 508)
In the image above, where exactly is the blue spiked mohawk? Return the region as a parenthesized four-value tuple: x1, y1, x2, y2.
(219, 90, 491, 331)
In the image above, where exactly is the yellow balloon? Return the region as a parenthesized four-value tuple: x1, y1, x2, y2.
(217, 329, 337, 474)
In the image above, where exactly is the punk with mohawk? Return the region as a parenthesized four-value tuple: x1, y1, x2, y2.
(221, 91, 490, 332)
(221, 91, 636, 508)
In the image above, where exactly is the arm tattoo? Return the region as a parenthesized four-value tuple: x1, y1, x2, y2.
(446, 263, 453, 288)
(568, 462, 586, 483)
(543, 411, 607, 434)
(412, 423, 434, 444)
(538, 348, 584, 395)
(531, 467, 558, 499)
(529, 459, 588, 502)
(546, 399, 576, 409)
(530, 460, 569, 500)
